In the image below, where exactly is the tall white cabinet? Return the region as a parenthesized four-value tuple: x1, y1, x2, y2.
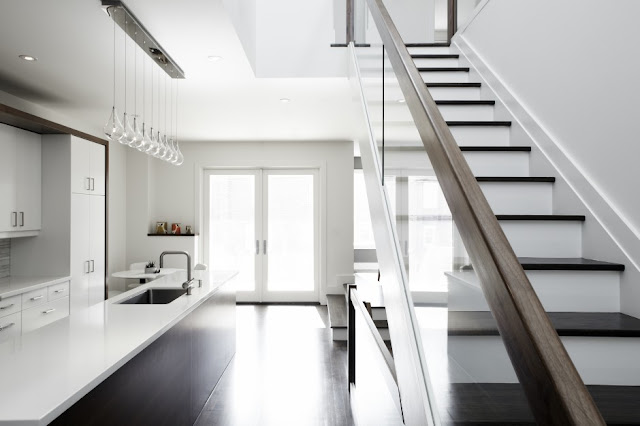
(0, 123, 41, 237)
(70, 138, 106, 312)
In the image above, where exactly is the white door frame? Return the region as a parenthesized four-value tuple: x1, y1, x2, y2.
(203, 167, 320, 303)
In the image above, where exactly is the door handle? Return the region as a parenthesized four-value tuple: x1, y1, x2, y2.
(90, 260, 95, 273)
(30, 295, 44, 301)
(11, 212, 17, 227)
(20, 212, 24, 227)
(0, 304, 14, 310)
(85, 260, 90, 274)
(263, 240, 267, 255)
(91, 178, 95, 191)
(42, 309, 56, 315)
(255, 240, 259, 255)
(86, 177, 91, 191)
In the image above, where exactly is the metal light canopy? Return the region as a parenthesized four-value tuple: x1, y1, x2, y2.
(101, 0, 185, 79)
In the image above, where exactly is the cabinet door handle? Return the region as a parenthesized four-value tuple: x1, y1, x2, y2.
(30, 295, 44, 301)
(263, 240, 267, 255)
(255, 240, 259, 255)
(0, 323, 15, 332)
(11, 212, 17, 227)
(42, 309, 56, 315)
(0, 303, 14, 310)
(54, 289, 65, 294)
(90, 260, 95, 273)
(20, 212, 24, 227)
(85, 177, 91, 191)
(90, 177, 95, 191)
(85, 261, 90, 274)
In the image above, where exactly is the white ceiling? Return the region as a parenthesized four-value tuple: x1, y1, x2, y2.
(0, 0, 355, 142)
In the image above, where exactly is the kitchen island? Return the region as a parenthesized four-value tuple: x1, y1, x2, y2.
(0, 269, 237, 425)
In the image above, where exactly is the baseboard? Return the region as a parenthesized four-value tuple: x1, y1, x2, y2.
(452, 35, 640, 277)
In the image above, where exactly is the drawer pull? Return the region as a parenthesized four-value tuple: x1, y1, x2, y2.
(30, 295, 44, 301)
(54, 289, 65, 294)
(0, 323, 15, 332)
(0, 304, 15, 310)
(42, 309, 56, 314)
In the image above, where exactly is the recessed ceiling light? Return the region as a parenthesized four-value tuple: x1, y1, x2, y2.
(280, 98, 291, 103)
(397, 99, 405, 103)
(19, 54, 37, 62)
(207, 55, 222, 62)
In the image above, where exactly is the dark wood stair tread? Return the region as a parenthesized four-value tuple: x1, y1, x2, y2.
(439, 382, 640, 425)
(449, 311, 640, 337)
(411, 53, 459, 59)
(519, 257, 625, 271)
(426, 82, 481, 88)
(418, 67, 469, 72)
(461, 257, 625, 271)
(459, 146, 531, 152)
(476, 176, 555, 183)
(406, 42, 451, 47)
(447, 120, 512, 126)
(435, 100, 495, 105)
(496, 214, 585, 221)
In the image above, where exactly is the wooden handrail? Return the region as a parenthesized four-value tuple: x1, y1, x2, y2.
(358, 0, 605, 424)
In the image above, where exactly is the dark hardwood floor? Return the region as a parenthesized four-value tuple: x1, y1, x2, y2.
(195, 305, 355, 426)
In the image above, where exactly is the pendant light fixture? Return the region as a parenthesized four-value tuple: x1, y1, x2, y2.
(102, 0, 185, 166)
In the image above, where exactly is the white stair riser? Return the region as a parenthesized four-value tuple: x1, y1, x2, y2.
(479, 182, 553, 215)
(439, 105, 494, 121)
(500, 220, 582, 258)
(413, 57, 459, 67)
(408, 47, 452, 55)
(448, 270, 621, 312)
(385, 150, 432, 170)
(420, 71, 469, 83)
(479, 182, 552, 214)
(463, 151, 530, 177)
(450, 126, 510, 146)
(383, 104, 494, 122)
(428, 87, 481, 100)
(449, 335, 640, 385)
(332, 326, 390, 341)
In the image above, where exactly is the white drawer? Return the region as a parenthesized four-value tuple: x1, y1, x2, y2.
(0, 312, 21, 343)
(22, 297, 69, 334)
(48, 281, 70, 301)
(0, 295, 22, 318)
(22, 287, 48, 310)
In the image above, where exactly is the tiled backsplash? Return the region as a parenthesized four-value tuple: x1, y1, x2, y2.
(0, 239, 10, 279)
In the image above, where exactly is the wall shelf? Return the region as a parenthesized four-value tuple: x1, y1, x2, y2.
(147, 234, 198, 237)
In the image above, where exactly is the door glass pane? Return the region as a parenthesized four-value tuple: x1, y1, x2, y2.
(407, 176, 452, 291)
(267, 174, 314, 292)
(209, 175, 255, 292)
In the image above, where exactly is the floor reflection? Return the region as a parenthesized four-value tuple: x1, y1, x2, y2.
(195, 305, 354, 426)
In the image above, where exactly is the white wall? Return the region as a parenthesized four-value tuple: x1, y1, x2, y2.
(125, 141, 354, 300)
(385, 0, 435, 43)
(460, 0, 640, 239)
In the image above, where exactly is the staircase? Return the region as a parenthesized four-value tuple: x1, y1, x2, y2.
(354, 42, 640, 423)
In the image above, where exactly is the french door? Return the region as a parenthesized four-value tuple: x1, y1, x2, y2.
(204, 169, 319, 302)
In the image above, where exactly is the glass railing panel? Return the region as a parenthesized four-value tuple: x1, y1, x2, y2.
(349, 0, 585, 424)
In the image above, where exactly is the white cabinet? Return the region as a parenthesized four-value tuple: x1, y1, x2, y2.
(70, 193, 105, 313)
(0, 124, 41, 235)
(71, 137, 105, 196)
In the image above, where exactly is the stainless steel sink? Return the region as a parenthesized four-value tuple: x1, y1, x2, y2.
(117, 288, 187, 305)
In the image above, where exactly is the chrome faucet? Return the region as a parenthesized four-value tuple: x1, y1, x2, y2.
(159, 251, 195, 295)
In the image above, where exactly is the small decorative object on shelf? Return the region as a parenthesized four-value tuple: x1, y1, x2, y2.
(156, 222, 167, 235)
(171, 223, 181, 235)
(185, 225, 193, 235)
(144, 261, 159, 274)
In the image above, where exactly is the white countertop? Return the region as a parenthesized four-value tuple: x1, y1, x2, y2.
(0, 276, 71, 301)
(0, 269, 237, 425)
